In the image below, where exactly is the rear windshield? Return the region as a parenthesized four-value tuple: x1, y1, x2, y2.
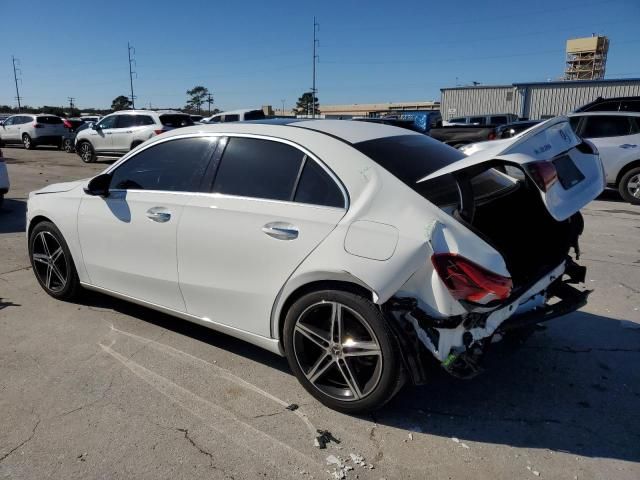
(159, 114, 194, 128)
(36, 116, 63, 124)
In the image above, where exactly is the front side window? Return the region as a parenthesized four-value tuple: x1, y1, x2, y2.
(620, 100, 640, 112)
(450, 118, 465, 123)
(98, 116, 118, 129)
(582, 115, 633, 138)
(223, 114, 240, 123)
(3, 117, 14, 126)
(212, 137, 304, 201)
(470, 117, 486, 125)
(490, 116, 507, 124)
(110, 137, 215, 192)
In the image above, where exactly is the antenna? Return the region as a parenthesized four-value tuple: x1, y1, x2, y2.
(12, 56, 23, 112)
(128, 42, 137, 109)
(311, 17, 319, 118)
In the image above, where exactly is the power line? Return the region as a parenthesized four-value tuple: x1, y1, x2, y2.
(311, 16, 319, 118)
(128, 42, 137, 109)
(12, 56, 23, 112)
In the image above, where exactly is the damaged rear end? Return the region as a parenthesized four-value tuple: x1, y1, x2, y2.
(385, 117, 604, 382)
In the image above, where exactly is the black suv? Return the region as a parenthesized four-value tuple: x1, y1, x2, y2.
(575, 96, 640, 113)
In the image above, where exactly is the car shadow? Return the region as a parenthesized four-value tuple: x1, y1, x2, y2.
(0, 198, 27, 233)
(597, 188, 625, 203)
(75, 290, 639, 462)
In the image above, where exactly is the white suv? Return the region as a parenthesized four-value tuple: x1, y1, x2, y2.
(74, 110, 194, 163)
(0, 114, 67, 150)
(569, 112, 640, 204)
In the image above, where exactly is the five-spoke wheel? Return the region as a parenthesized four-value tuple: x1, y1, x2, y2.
(620, 167, 640, 205)
(29, 221, 80, 300)
(284, 290, 403, 412)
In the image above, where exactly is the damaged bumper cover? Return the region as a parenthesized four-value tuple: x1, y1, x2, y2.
(385, 259, 590, 384)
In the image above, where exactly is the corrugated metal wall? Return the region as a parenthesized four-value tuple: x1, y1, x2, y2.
(441, 87, 520, 120)
(525, 82, 640, 119)
(441, 80, 640, 121)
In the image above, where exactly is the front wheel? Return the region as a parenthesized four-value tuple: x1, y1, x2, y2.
(23, 134, 34, 150)
(619, 167, 640, 205)
(283, 290, 404, 413)
(29, 221, 81, 300)
(77, 141, 96, 163)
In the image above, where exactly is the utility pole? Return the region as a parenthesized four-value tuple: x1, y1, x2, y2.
(12, 56, 22, 112)
(281, 99, 286, 115)
(128, 42, 136, 109)
(147, 102, 153, 110)
(206, 93, 213, 115)
(68, 97, 75, 111)
(311, 16, 319, 118)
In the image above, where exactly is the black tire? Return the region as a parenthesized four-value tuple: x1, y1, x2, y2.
(0, 194, 4, 210)
(77, 141, 96, 163)
(130, 141, 143, 150)
(618, 166, 640, 205)
(62, 138, 74, 153)
(283, 290, 404, 413)
(23, 134, 35, 150)
(28, 221, 81, 301)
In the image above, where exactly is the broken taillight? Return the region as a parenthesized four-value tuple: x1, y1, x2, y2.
(431, 253, 513, 304)
(526, 160, 558, 192)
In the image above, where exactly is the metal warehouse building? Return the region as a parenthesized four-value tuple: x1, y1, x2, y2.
(441, 78, 640, 121)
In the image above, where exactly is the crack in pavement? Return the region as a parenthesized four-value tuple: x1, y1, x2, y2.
(176, 428, 215, 467)
(0, 417, 41, 464)
(56, 372, 117, 418)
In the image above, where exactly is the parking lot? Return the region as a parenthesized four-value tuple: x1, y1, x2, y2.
(1, 146, 639, 479)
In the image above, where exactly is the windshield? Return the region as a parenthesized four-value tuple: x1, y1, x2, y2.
(159, 114, 194, 128)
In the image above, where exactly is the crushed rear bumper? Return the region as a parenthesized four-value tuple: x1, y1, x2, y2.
(385, 258, 589, 384)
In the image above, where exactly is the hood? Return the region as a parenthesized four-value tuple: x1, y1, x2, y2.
(34, 178, 89, 195)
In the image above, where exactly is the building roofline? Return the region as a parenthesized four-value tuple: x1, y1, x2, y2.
(441, 77, 640, 92)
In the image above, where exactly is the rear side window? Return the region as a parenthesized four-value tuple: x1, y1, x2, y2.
(110, 137, 215, 192)
(116, 115, 136, 128)
(569, 116, 581, 133)
(224, 114, 240, 122)
(213, 137, 304, 201)
(582, 116, 634, 138)
(620, 100, 640, 112)
(36, 116, 62, 124)
(586, 101, 620, 112)
(469, 117, 486, 125)
(490, 116, 508, 124)
(294, 159, 344, 208)
(159, 114, 194, 128)
(211, 116, 222, 123)
(136, 115, 155, 126)
(450, 118, 465, 123)
(244, 110, 266, 121)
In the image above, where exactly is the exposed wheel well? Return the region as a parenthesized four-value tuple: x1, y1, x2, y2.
(130, 140, 143, 150)
(277, 280, 375, 343)
(28, 215, 54, 237)
(615, 160, 640, 186)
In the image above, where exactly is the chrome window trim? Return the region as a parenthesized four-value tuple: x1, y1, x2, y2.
(105, 131, 350, 210)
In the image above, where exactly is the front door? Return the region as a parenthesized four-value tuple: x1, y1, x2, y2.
(177, 136, 347, 337)
(90, 115, 118, 152)
(77, 135, 217, 310)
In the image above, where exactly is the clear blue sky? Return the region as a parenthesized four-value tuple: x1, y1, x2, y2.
(1, 0, 639, 111)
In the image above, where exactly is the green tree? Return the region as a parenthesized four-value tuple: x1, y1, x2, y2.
(185, 86, 209, 114)
(111, 95, 132, 111)
(293, 92, 319, 116)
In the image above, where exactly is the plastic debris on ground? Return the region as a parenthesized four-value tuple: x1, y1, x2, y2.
(325, 453, 373, 479)
(314, 429, 341, 449)
(285, 403, 299, 411)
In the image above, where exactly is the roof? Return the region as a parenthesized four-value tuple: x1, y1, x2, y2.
(442, 78, 640, 91)
(569, 111, 640, 117)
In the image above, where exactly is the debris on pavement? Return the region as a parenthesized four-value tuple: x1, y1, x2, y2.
(527, 465, 541, 476)
(314, 429, 341, 449)
(326, 453, 372, 479)
(285, 403, 299, 411)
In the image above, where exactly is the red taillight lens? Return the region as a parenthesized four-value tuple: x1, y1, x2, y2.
(431, 253, 512, 304)
(154, 129, 165, 135)
(488, 131, 496, 140)
(33, 123, 44, 129)
(526, 160, 558, 192)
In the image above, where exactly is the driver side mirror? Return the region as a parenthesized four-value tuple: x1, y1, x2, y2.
(91, 122, 100, 130)
(84, 173, 111, 197)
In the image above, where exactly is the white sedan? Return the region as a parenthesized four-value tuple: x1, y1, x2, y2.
(26, 118, 603, 411)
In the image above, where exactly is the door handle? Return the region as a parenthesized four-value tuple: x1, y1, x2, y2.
(262, 222, 298, 240)
(146, 207, 171, 223)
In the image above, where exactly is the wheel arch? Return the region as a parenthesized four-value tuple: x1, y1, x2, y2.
(615, 159, 640, 186)
(27, 214, 55, 238)
(272, 272, 377, 346)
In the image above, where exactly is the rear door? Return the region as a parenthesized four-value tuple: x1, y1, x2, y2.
(421, 116, 605, 221)
(177, 136, 347, 337)
(577, 115, 640, 184)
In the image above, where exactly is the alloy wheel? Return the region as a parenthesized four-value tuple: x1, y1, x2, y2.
(293, 301, 383, 402)
(32, 231, 68, 293)
(23, 136, 31, 149)
(80, 143, 92, 162)
(627, 174, 640, 199)
(63, 139, 73, 152)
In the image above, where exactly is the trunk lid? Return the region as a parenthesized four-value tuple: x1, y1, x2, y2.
(420, 116, 605, 221)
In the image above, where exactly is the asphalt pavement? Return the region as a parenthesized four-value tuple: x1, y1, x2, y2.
(1, 146, 638, 479)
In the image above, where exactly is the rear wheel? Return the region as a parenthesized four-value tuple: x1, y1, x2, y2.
(28, 221, 80, 300)
(78, 141, 96, 163)
(283, 290, 404, 412)
(62, 138, 74, 153)
(23, 134, 34, 150)
(619, 166, 640, 205)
